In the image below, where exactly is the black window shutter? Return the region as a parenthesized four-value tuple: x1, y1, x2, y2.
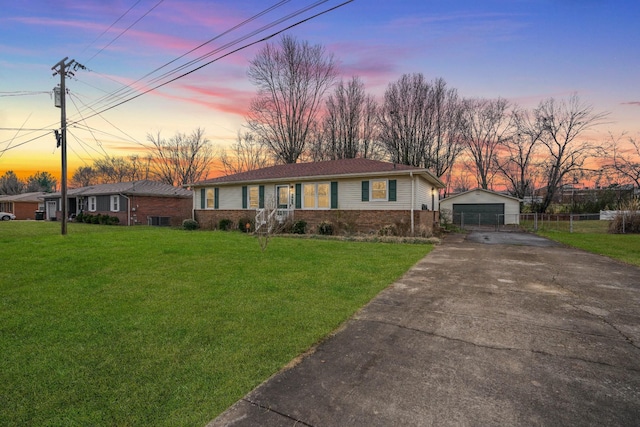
(295, 183, 302, 209)
(242, 186, 247, 209)
(389, 179, 397, 202)
(259, 185, 265, 208)
(214, 188, 219, 209)
(200, 188, 205, 209)
(331, 181, 338, 209)
(361, 181, 369, 202)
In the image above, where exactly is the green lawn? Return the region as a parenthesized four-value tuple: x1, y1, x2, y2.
(0, 222, 432, 426)
(538, 230, 640, 267)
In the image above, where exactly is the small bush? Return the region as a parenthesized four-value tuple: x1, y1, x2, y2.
(292, 220, 307, 234)
(218, 218, 233, 231)
(378, 224, 397, 236)
(317, 221, 334, 235)
(609, 199, 640, 234)
(83, 214, 93, 224)
(238, 217, 253, 233)
(182, 219, 199, 231)
(108, 216, 120, 225)
(75, 212, 84, 223)
(99, 214, 109, 225)
(91, 215, 100, 224)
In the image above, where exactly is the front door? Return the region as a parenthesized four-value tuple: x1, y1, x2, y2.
(276, 185, 290, 209)
(46, 201, 57, 220)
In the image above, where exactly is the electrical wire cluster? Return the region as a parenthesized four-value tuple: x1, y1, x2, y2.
(0, 0, 353, 162)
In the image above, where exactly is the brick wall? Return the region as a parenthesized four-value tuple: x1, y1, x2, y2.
(195, 209, 440, 236)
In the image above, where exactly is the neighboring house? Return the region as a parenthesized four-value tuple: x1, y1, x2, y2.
(188, 158, 445, 235)
(42, 180, 192, 226)
(0, 192, 47, 220)
(440, 188, 521, 226)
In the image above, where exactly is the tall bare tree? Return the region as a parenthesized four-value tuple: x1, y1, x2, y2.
(459, 97, 516, 189)
(316, 76, 380, 160)
(494, 108, 544, 199)
(535, 95, 608, 212)
(147, 127, 214, 186)
(219, 131, 271, 175)
(247, 35, 337, 164)
(424, 77, 464, 177)
(378, 73, 433, 167)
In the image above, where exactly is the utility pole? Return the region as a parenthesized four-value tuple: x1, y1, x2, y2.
(52, 57, 84, 235)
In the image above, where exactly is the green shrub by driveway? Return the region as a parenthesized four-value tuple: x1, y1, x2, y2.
(0, 222, 432, 426)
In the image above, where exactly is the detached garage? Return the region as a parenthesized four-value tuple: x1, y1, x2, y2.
(440, 189, 521, 226)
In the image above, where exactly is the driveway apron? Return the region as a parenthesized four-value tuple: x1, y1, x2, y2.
(210, 232, 640, 426)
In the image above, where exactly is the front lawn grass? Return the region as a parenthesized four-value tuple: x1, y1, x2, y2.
(0, 221, 432, 426)
(538, 229, 640, 267)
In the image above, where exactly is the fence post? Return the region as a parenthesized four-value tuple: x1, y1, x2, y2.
(570, 213, 573, 233)
(534, 212, 538, 231)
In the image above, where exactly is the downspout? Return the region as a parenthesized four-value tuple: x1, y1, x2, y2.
(410, 172, 415, 236)
(120, 193, 131, 226)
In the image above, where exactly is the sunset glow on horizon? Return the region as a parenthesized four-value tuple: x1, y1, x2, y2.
(2, 1, 639, 185)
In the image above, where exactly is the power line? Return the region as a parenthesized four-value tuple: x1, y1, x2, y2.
(85, 0, 165, 64)
(75, 1, 353, 123)
(81, 0, 143, 57)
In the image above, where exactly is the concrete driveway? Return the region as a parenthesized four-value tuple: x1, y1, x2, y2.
(210, 231, 640, 426)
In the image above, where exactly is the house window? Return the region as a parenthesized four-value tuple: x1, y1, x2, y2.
(248, 186, 259, 209)
(302, 182, 330, 209)
(88, 196, 96, 212)
(110, 195, 119, 212)
(206, 189, 214, 209)
(371, 180, 387, 200)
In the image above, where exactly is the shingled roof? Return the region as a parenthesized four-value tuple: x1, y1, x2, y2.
(191, 158, 444, 187)
(46, 180, 192, 198)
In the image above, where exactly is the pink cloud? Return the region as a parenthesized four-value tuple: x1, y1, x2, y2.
(621, 101, 640, 107)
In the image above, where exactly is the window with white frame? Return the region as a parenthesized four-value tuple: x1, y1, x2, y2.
(248, 186, 259, 209)
(88, 196, 97, 212)
(110, 195, 119, 212)
(371, 179, 387, 200)
(302, 182, 330, 209)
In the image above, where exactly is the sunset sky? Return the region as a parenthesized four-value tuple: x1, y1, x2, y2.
(1, 0, 639, 182)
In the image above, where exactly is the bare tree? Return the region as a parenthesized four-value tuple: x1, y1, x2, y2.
(247, 35, 337, 164)
(93, 156, 135, 183)
(424, 78, 464, 177)
(147, 127, 214, 186)
(378, 73, 433, 167)
(494, 108, 544, 199)
(316, 76, 380, 160)
(535, 95, 608, 212)
(378, 74, 464, 174)
(71, 166, 97, 188)
(607, 132, 640, 188)
(459, 97, 516, 189)
(219, 131, 271, 175)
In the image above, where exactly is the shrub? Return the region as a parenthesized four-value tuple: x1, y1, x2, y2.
(83, 214, 93, 224)
(218, 218, 233, 231)
(182, 219, 199, 230)
(99, 214, 109, 225)
(317, 221, 333, 235)
(292, 220, 307, 234)
(91, 215, 100, 224)
(238, 217, 253, 233)
(108, 216, 120, 225)
(378, 224, 397, 236)
(75, 212, 84, 223)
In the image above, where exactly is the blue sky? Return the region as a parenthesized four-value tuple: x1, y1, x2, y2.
(1, 0, 638, 179)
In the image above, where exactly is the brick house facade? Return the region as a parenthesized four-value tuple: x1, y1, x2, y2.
(189, 159, 444, 236)
(43, 181, 192, 226)
(0, 192, 46, 220)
